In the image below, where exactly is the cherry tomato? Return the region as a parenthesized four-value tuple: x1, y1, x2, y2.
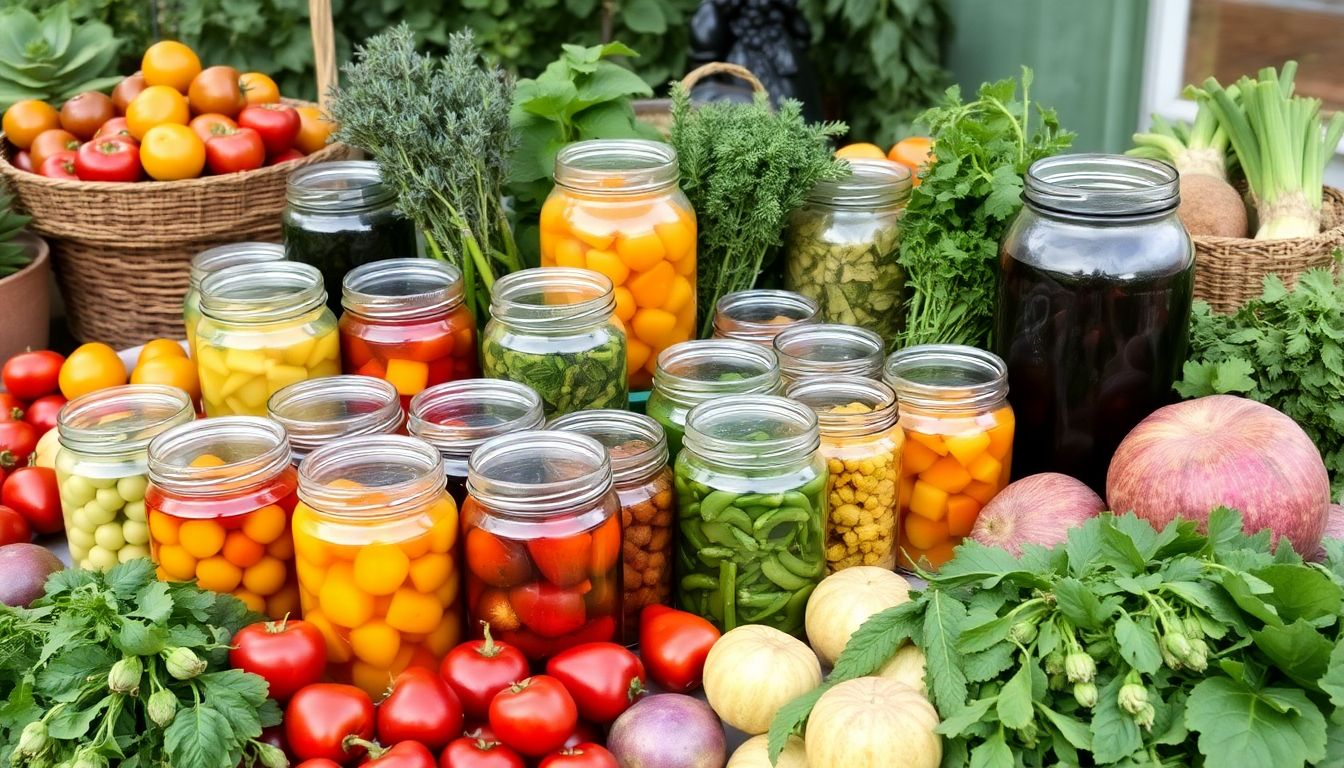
(22, 395, 66, 436)
(188, 65, 246, 117)
(230, 618, 328, 702)
(0, 505, 31, 545)
(59, 342, 127, 399)
(205, 126, 265, 175)
(508, 582, 587, 638)
(141, 40, 202, 93)
(240, 72, 281, 104)
(439, 623, 530, 721)
(2, 100, 60, 150)
(94, 117, 137, 145)
(111, 73, 148, 114)
(125, 85, 190, 140)
(188, 113, 238, 144)
(377, 667, 463, 751)
(545, 642, 646, 725)
(12, 151, 34, 173)
(29, 129, 80, 171)
(3, 350, 63, 399)
(487, 676, 576, 758)
(269, 147, 305, 164)
(59, 92, 116, 140)
(139, 123, 205, 181)
(354, 740, 437, 768)
(0, 421, 38, 467)
(294, 105, 336, 154)
(285, 683, 375, 762)
(0, 393, 24, 422)
(537, 744, 618, 768)
(75, 137, 142, 183)
(638, 605, 721, 693)
(438, 731, 526, 768)
(238, 103, 300, 157)
(38, 151, 77, 180)
(2, 466, 61, 535)
(465, 529, 532, 588)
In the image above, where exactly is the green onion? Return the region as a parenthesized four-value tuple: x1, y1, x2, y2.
(1128, 90, 1231, 180)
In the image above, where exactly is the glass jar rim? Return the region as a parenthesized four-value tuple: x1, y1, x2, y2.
(883, 344, 1008, 412)
(268, 375, 404, 459)
(1024, 153, 1180, 218)
(286, 160, 396, 213)
(785, 375, 898, 436)
(653, 339, 781, 405)
(467, 430, 613, 516)
(488, 267, 615, 331)
(200, 261, 328, 323)
(298, 434, 445, 520)
(342, 258, 465, 319)
(683, 394, 819, 469)
(712, 289, 819, 344)
(773, 322, 885, 379)
(189, 242, 286, 291)
(148, 417, 291, 497)
(58, 384, 196, 456)
(548, 409, 668, 486)
(806, 158, 912, 208)
(408, 379, 545, 462)
(554, 139, 679, 195)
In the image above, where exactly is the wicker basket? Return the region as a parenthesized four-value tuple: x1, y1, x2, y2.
(634, 62, 767, 135)
(1193, 186, 1344, 314)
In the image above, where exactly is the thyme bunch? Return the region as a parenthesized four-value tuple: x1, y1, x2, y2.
(328, 24, 521, 322)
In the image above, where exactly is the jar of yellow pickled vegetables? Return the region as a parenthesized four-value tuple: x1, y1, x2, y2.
(146, 417, 299, 619)
(711, 289, 819, 347)
(292, 434, 461, 697)
(540, 140, 697, 389)
(267, 375, 405, 466)
(183, 242, 286, 360)
(773, 323, 885, 386)
(196, 262, 341, 417)
(883, 345, 1014, 572)
(786, 376, 903, 573)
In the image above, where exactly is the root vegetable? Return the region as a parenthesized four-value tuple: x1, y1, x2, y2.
(969, 473, 1105, 555)
(1179, 173, 1248, 238)
(607, 694, 725, 768)
(804, 678, 940, 768)
(0, 542, 62, 606)
(803, 566, 910, 666)
(703, 624, 821, 735)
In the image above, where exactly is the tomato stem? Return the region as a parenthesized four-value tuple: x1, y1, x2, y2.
(477, 620, 503, 659)
(343, 735, 382, 758)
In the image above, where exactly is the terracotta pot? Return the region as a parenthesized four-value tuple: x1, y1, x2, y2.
(0, 232, 50, 360)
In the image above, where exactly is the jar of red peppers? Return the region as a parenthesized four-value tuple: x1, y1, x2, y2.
(463, 431, 622, 660)
(407, 379, 545, 505)
(883, 345, 1014, 572)
(292, 435, 461, 697)
(146, 417, 300, 619)
(267, 375, 405, 465)
(340, 258, 478, 407)
(550, 409, 673, 644)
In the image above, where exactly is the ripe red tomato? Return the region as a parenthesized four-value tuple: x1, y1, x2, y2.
(377, 667, 463, 751)
(439, 624, 530, 721)
(94, 117, 137, 144)
(545, 643, 646, 725)
(3, 350, 64, 399)
(29, 129, 80, 170)
(12, 151, 34, 173)
(527, 535, 592, 588)
(237, 103, 300, 157)
(508, 582, 586, 638)
(357, 740, 437, 768)
(465, 529, 532, 588)
(297, 761, 343, 768)
(638, 605, 721, 693)
(39, 151, 78, 180)
(438, 731, 526, 768)
(189, 113, 238, 144)
(268, 147, 305, 164)
(0, 505, 31, 545)
(2, 466, 61, 535)
(188, 65, 246, 118)
(230, 618, 328, 702)
(0, 393, 24, 421)
(205, 126, 265, 175)
(22, 395, 65, 435)
(537, 744, 618, 768)
(285, 684, 375, 762)
(487, 676, 576, 758)
(0, 421, 38, 466)
(75, 138, 142, 182)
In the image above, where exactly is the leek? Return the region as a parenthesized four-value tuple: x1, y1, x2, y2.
(1128, 89, 1232, 180)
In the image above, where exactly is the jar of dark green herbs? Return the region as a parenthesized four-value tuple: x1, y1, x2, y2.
(283, 160, 418, 315)
(784, 159, 911, 346)
(647, 339, 781, 460)
(482, 267, 627, 417)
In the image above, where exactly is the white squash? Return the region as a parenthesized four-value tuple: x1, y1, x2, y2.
(727, 734, 808, 768)
(703, 624, 823, 735)
(804, 677, 940, 768)
(804, 566, 911, 666)
(876, 643, 927, 696)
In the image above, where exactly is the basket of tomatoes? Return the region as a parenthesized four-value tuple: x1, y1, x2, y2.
(0, 39, 354, 349)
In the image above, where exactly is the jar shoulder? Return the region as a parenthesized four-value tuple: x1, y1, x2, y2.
(1001, 209, 1194, 278)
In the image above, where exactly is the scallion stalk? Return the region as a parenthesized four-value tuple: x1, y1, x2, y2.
(1128, 92, 1231, 180)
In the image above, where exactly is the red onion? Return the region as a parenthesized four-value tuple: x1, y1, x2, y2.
(969, 473, 1104, 555)
(607, 694, 725, 768)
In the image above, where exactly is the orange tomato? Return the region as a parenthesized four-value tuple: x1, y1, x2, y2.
(835, 143, 888, 160)
(187, 65, 245, 117)
(294, 105, 336, 154)
(239, 72, 281, 105)
(125, 85, 190, 140)
(2, 100, 60, 150)
(141, 41, 202, 93)
(131, 355, 201, 400)
(188, 113, 238, 144)
(139, 124, 205, 181)
(137, 338, 188, 366)
(888, 137, 935, 185)
(58, 342, 127, 399)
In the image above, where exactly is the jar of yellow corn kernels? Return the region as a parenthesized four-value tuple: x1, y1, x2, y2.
(196, 261, 341, 417)
(146, 417, 299, 619)
(293, 435, 461, 697)
(786, 376, 903, 573)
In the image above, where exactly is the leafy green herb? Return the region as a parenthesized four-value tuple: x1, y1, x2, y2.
(897, 68, 1073, 348)
(0, 4, 121, 109)
(1176, 267, 1344, 496)
(0, 190, 34, 278)
(482, 328, 627, 417)
(0, 560, 282, 768)
(770, 510, 1344, 767)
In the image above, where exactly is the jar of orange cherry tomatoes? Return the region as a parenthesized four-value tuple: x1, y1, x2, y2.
(463, 431, 622, 661)
(146, 417, 300, 619)
(711, 289, 819, 347)
(292, 435, 461, 697)
(267, 375, 405, 466)
(340, 258, 478, 407)
(539, 140, 697, 390)
(883, 345, 1014, 572)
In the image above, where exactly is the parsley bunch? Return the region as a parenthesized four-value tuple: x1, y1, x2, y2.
(771, 510, 1344, 767)
(0, 560, 282, 768)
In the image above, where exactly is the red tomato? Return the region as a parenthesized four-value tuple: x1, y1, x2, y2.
(639, 605, 721, 693)
(0, 421, 38, 466)
(355, 740, 437, 768)
(12, 151, 34, 173)
(2, 466, 62, 535)
(22, 395, 65, 435)
(465, 529, 532, 588)
(545, 642, 646, 725)
(2, 350, 64, 399)
(487, 676, 576, 758)
(285, 683, 375, 762)
(537, 744, 618, 768)
(204, 126, 265, 175)
(94, 117, 137, 144)
(438, 731, 525, 768)
(230, 618, 328, 702)
(495, 617, 617, 662)
(377, 667, 463, 751)
(509, 582, 587, 638)
(269, 147, 305, 164)
(298, 762, 344, 768)
(29, 129, 80, 170)
(237, 103, 300, 157)
(0, 393, 24, 421)
(189, 113, 238, 144)
(0, 505, 31, 545)
(75, 138, 142, 182)
(526, 535, 592, 588)
(439, 623, 530, 721)
(38, 151, 78, 180)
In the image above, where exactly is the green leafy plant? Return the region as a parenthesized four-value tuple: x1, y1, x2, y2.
(0, 190, 33, 278)
(0, 4, 122, 110)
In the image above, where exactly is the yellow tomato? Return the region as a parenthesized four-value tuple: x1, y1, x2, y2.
(141, 41, 202, 93)
(125, 85, 190, 140)
(139, 124, 205, 181)
(131, 355, 200, 400)
(835, 143, 889, 160)
(59, 342, 127, 399)
(239, 72, 281, 105)
(294, 105, 336, 154)
(137, 338, 187, 366)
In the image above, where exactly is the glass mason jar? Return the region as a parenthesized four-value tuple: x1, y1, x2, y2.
(340, 258, 479, 408)
(56, 385, 196, 571)
(883, 345, 1014, 572)
(711, 289, 820, 347)
(146, 417, 299, 619)
(675, 395, 826, 637)
(292, 435, 461, 697)
(183, 242, 286, 359)
(408, 379, 546, 505)
(647, 339, 782, 460)
(196, 262, 341, 417)
(995, 154, 1194, 495)
(482, 267, 627, 417)
(283, 160, 419, 315)
(786, 376, 903, 573)
(463, 431, 622, 660)
(267, 375, 404, 466)
(551, 409, 673, 644)
(540, 140, 697, 390)
(784, 159, 911, 346)
(773, 323, 885, 386)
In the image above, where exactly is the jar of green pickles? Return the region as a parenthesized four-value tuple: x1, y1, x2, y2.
(183, 242, 286, 359)
(267, 375, 405, 466)
(773, 323, 885, 385)
(56, 385, 196, 571)
(647, 339, 781, 459)
(711, 289, 819, 347)
(674, 394, 826, 636)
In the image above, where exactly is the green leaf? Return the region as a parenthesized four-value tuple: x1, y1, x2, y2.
(130, 581, 175, 625)
(933, 539, 1049, 590)
(831, 600, 924, 680)
(622, 0, 667, 34)
(1250, 619, 1336, 690)
(936, 696, 995, 736)
(1114, 614, 1163, 674)
(1186, 677, 1327, 768)
(1091, 673, 1143, 763)
(200, 670, 270, 740)
(47, 695, 109, 739)
(967, 728, 1014, 768)
(36, 644, 115, 702)
(1254, 564, 1343, 623)
(1220, 570, 1283, 626)
(995, 660, 1033, 729)
(1038, 703, 1093, 750)
(920, 590, 970, 715)
(1322, 638, 1344, 708)
(117, 618, 167, 656)
(165, 704, 240, 768)
(105, 559, 156, 601)
(767, 684, 830, 762)
(1053, 577, 1111, 630)
(575, 61, 653, 107)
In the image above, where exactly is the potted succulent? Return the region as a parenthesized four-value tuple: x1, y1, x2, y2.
(0, 189, 50, 359)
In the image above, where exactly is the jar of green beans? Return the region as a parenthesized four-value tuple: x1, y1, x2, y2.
(647, 339, 781, 459)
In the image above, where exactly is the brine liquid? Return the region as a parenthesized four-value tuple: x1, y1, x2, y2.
(994, 258, 1194, 494)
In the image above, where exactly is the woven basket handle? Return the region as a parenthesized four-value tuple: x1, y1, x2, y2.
(681, 62, 767, 96)
(309, 0, 337, 107)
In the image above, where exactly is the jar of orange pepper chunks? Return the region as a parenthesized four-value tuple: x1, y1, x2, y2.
(463, 431, 622, 661)
(340, 258, 478, 407)
(267, 375, 405, 466)
(292, 435, 461, 697)
(883, 345, 1014, 571)
(539, 139, 697, 389)
(146, 417, 300, 619)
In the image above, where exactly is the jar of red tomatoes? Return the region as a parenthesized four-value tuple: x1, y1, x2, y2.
(146, 417, 300, 619)
(267, 375, 405, 465)
(463, 431, 622, 660)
